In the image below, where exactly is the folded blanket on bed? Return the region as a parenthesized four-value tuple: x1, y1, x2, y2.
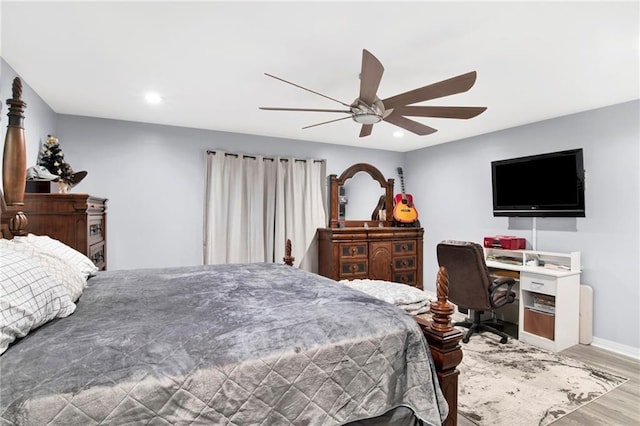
(339, 279, 436, 315)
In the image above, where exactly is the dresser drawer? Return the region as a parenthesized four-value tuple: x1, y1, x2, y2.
(521, 273, 556, 296)
(88, 216, 105, 245)
(393, 240, 416, 255)
(89, 241, 106, 270)
(340, 260, 368, 278)
(393, 271, 417, 286)
(340, 243, 367, 258)
(394, 256, 416, 270)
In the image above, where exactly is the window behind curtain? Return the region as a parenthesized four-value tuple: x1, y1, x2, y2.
(204, 150, 326, 272)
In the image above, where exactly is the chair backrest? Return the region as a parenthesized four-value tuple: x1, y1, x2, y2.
(436, 240, 493, 310)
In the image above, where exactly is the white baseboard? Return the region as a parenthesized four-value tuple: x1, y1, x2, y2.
(591, 336, 640, 360)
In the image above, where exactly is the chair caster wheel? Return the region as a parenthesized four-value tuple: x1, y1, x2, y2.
(500, 336, 508, 344)
(462, 337, 470, 344)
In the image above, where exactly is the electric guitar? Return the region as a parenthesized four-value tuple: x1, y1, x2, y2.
(392, 167, 419, 223)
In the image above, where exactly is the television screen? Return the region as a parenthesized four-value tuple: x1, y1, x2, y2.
(491, 149, 585, 217)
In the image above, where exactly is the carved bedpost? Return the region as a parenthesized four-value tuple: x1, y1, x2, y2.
(283, 238, 295, 266)
(1, 77, 28, 238)
(414, 266, 463, 426)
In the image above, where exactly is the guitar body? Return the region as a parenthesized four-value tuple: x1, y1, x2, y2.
(395, 193, 414, 206)
(393, 194, 419, 223)
(393, 167, 419, 224)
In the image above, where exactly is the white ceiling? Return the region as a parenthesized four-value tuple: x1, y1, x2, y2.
(1, 1, 638, 152)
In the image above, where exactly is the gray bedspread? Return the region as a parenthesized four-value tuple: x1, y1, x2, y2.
(1, 263, 446, 425)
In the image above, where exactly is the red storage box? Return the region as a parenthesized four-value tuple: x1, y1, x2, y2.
(497, 236, 526, 250)
(483, 235, 526, 249)
(483, 237, 496, 248)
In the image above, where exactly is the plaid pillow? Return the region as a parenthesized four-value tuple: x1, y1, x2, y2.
(4, 239, 86, 302)
(18, 234, 98, 279)
(0, 245, 76, 355)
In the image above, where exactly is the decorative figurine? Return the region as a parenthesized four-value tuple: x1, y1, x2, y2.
(38, 134, 87, 193)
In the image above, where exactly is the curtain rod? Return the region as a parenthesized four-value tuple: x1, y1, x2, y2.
(206, 150, 325, 163)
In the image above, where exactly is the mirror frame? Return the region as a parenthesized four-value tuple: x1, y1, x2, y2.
(328, 163, 395, 228)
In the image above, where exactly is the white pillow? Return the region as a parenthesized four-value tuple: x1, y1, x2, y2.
(339, 278, 436, 315)
(1, 239, 86, 302)
(18, 234, 98, 279)
(0, 245, 76, 355)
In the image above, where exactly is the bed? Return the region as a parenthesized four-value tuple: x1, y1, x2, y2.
(0, 77, 463, 425)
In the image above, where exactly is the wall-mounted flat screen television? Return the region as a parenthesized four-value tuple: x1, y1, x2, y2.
(491, 148, 585, 217)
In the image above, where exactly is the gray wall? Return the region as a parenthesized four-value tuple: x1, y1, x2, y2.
(54, 115, 404, 270)
(405, 100, 639, 354)
(2, 58, 639, 356)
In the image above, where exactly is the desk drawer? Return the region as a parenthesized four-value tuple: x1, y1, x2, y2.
(521, 273, 556, 296)
(524, 308, 555, 340)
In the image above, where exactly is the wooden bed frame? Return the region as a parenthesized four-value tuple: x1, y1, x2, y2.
(0, 77, 463, 425)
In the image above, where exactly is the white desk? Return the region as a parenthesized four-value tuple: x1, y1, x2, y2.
(485, 248, 581, 352)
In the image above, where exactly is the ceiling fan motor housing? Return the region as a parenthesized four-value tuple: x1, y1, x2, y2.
(351, 98, 384, 124)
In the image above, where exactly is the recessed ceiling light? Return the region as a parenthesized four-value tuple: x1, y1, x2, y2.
(145, 92, 162, 104)
(393, 131, 404, 138)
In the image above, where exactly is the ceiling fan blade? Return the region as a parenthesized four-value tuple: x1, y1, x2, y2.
(264, 73, 351, 107)
(259, 107, 351, 113)
(382, 71, 479, 108)
(359, 124, 373, 138)
(302, 115, 354, 130)
(383, 112, 437, 136)
(359, 49, 384, 106)
(393, 105, 487, 119)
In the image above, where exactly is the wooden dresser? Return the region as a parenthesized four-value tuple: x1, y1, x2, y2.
(317, 227, 424, 289)
(22, 193, 107, 270)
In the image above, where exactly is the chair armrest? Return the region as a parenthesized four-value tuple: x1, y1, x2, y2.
(490, 276, 515, 289)
(489, 276, 516, 308)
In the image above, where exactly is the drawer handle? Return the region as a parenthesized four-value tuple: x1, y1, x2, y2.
(90, 224, 103, 235)
(531, 281, 545, 287)
(350, 264, 358, 272)
(91, 251, 104, 265)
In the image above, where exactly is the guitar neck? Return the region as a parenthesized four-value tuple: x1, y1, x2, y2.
(398, 169, 407, 199)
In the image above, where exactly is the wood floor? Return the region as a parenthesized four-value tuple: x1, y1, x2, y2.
(457, 343, 640, 426)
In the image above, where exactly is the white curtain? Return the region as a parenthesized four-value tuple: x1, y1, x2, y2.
(204, 151, 326, 271)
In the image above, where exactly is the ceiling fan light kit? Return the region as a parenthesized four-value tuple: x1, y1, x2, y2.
(260, 49, 486, 138)
(352, 113, 381, 125)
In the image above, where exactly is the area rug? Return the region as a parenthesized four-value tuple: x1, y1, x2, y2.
(457, 332, 628, 425)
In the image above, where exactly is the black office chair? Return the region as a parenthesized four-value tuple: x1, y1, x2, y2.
(437, 240, 517, 343)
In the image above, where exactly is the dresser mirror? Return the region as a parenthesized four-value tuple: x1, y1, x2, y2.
(328, 163, 395, 228)
(341, 172, 386, 221)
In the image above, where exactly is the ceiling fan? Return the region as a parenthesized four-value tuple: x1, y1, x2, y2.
(260, 49, 487, 138)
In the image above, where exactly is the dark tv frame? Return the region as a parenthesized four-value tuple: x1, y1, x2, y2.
(491, 149, 585, 217)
